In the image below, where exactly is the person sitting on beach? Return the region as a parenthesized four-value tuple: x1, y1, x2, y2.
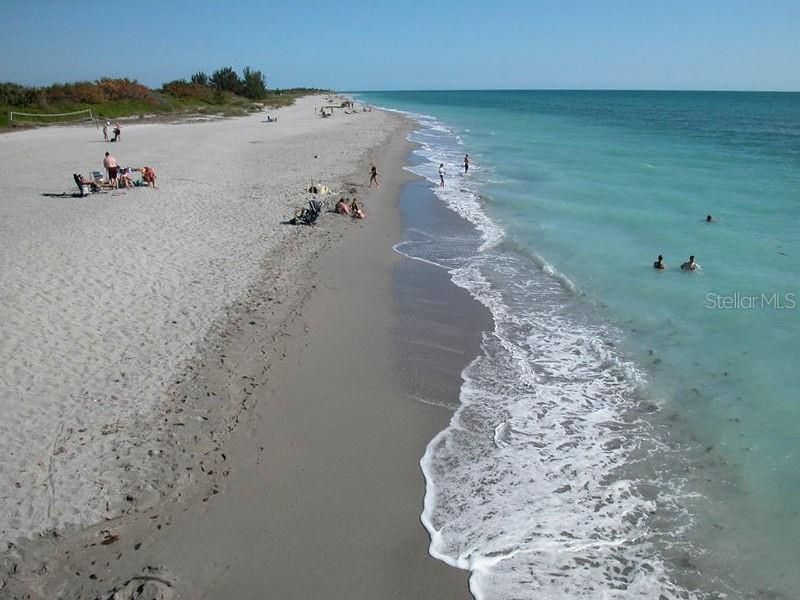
(118, 168, 135, 189)
(142, 166, 158, 188)
(653, 254, 665, 270)
(681, 255, 698, 271)
(350, 199, 366, 219)
(76, 173, 101, 192)
(335, 197, 352, 215)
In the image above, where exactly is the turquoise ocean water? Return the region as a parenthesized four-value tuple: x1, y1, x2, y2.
(356, 91, 800, 599)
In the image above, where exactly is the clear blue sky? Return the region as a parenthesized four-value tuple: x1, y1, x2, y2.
(3, 0, 799, 91)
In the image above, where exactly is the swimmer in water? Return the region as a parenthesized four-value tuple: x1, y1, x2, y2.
(653, 255, 665, 270)
(681, 255, 697, 271)
(706, 214, 713, 223)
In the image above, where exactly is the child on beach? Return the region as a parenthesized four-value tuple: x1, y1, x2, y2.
(142, 166, 158, 188)
(351, 199, 366, 219)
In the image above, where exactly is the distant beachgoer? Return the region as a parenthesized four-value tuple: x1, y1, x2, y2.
(77, 173, 101, 192)
(351, 199, 366, 219)
(653, 254, 665, 270)
(142, 166, 158, 188)
(112, 123, 121, 142)
(102, 121, 109, 142)
(335, 198, 351, 215)
(439, 163, 445, 188)
(464, 154, 469, 175)
(369, 165, 379, 188)
(119, 169, 134, 189)
(706, 214, 713, 223)
(103, 151, 119, 185)
(681, 255, 697, 272)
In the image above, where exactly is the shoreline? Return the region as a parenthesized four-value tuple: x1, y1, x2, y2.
(1, 100, 480, 598)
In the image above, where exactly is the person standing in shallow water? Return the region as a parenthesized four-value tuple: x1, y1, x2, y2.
(439, 163, 446, 188)
(464, 154, 470, 175)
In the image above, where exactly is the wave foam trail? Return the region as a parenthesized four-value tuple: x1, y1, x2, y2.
(422, 263, 693, 599)
(395, 111, 697, 599)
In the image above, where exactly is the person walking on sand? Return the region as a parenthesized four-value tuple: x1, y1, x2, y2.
(103, 151, 119, 186)
(370, 164, 379, 188)
(464, 154, 470, 175)
(439, 163, 446, 188)
(102, 121, 109, 142)
(113, 123, 121, 142)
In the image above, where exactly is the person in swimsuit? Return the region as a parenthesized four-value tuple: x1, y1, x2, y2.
(653, 255, 665, 270)
(142, 166, 158, 188)
(464, 154, 469, 175)
(103, 151, 119, 186)
(335, 198, 352, 215)
(681, 255, 697, 271)
(706, 214, 713, 223)
(369, 165, 379, 188)
(439, 163, 445, 188)
(350, 199, 366, 219)
(102, 121, 109, 142)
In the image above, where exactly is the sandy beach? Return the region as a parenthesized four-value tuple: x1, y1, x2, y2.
(0, 96, 476, 598)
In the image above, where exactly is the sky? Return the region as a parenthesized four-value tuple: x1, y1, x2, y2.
(2, 0, 799, 91)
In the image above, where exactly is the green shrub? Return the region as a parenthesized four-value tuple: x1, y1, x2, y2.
(210, 67, 242, 94)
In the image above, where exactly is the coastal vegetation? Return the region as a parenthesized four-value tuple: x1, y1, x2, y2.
(0, 66, 325, 129)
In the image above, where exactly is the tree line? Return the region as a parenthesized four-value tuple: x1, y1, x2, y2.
(164, 65, 268, 100)
(0, 65, 270, 108)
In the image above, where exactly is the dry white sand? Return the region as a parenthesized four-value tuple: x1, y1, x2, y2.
(0, 96, 397, 546)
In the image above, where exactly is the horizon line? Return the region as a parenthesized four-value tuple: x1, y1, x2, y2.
(346, 87, 800, 94)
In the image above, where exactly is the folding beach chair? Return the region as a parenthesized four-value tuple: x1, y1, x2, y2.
(73, 173, 91, 197)
(289, 199, 323, 225)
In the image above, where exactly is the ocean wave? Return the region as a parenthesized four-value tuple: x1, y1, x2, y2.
(398, 111, 700, 599)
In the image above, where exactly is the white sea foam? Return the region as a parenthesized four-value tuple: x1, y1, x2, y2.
(398, 112, 698, 598)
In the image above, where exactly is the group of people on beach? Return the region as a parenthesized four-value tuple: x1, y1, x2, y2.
(437, 154, 470, 188)
(335, 197, 366, 219)
(101, 121, 122, 142)
(653, 215, 713, 272)
(100, 151, 157, 189)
